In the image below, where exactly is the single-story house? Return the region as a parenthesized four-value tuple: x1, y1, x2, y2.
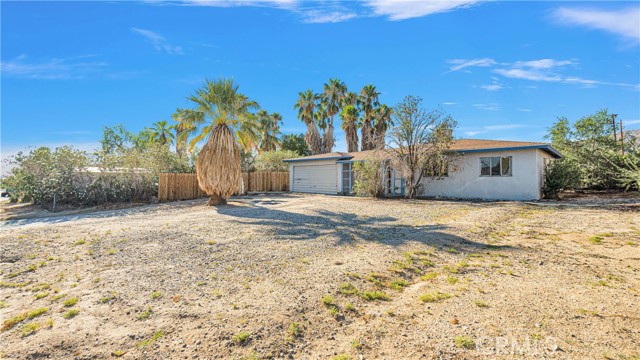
(283, 139, 562, 201)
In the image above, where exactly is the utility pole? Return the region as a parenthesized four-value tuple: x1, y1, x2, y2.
(620, 117, 624, 156)
(612, 113, 618, 143)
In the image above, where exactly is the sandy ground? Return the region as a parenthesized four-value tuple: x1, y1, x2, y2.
(0, 194, 639, 360)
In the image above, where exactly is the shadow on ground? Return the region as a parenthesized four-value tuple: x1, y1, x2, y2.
(218, 200, 514, 255)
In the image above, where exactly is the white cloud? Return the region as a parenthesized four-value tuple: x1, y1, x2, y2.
(442, 102, 457, 105)
(302, 9, 357, 23)
(0, 55, 107, 80)
(484, 124, 527, 130)
(517, 108, 532, 112)
(131, 27, 184, 55)
(513, 59, 576, 69)
(447, 58, 496, 72)
(181, 0, 297, 8)
(625, 119, 640, 125)
(553, 6, 640, 43)
(493, 68, 562, 82)
(463, 130, 488, 136)
(473, 103, 500, 111)
(366, 0, 483, 20)
(480, 84, 502, 91)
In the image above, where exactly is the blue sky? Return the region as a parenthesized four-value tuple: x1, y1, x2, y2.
(2, 0, 639, 166)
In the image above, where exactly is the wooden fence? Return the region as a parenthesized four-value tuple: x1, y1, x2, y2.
(158, 171, 289, 202)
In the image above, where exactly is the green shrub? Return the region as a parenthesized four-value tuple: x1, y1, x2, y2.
(542, 158, 581, 199)
(352, 157, 384, 197)
(254, 150, 298, 172)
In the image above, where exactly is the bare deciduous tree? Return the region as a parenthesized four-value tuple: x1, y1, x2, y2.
(388, 96, 457, 198)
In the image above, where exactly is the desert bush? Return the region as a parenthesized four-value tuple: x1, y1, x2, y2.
(254, 150, 297, 172)
(542, 158, 582, 199)
(3, 143, 192, 208)
(547, 109, 633, 189)
(352, 157, 384, 197)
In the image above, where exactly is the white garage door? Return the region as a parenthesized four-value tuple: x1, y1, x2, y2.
(292, 164, 338, 194)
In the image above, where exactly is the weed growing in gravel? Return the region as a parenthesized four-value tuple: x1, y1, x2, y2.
(136, 331, 165, 348)
(577, 308, 599, 316)
(63, 298, 78, 307)
(288, 322, 302, 338)
(232, 331, 250, 345)
(339, 283, 359, 296)
(332, 355, 352, 360)
(361, 291, 389, 301)
(206, 240, 216, 245)
(151, 291, 162, 299)
(137, 307, 153, 320)
(352, 339, 363, 349)
(0, 301, 6, 308)
(0, 281, 29, 289)
(74, 239, 86, 246)
(21, 322, 39, 337)
(454, 335, 475, 349)
(345, 303, 356, 312)
(62, 309, 79, 319)
(588, 236, 603, 244)
(474, 300, 489, 308)
(321, 295, 335, 306)
(3, 307, 50, 331)
(590, 280, 609, 287)
(419, 291, 451, 303)
(389, 279, 409, 291)
(107, 249, 117, 255)
(366, 273, 387, 287)
(112, 350, 127, 357)
(35, 292, 49, 300)
(446, 247, 459, 254)
(421, 272, 439, 281)
(446, 276, 459, 285)
(51, 293, 66, 301)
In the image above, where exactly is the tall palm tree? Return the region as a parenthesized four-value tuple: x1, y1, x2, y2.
(373, 104, 393, 150)
(294, 90, 322, 155)
(172, 108, 202, 157)
(257, 110, 281, 153)
(188, 77, 260, 205)
(321, 78, 346, 153)
(149, 120, 175, 146)
(340, 105, 360, 153)
(358, 84, 380, 151)
(342, 91, 358, 108)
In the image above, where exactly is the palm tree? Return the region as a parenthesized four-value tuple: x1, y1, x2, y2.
(342, 91, 358, 108)
(358, 84, 380, 151)
(373, 104, 393, 149)
(294, 90, 322, 155)
(172, 108, 202, 157)
(257, 110, 281, 153)
(188, 77, 260, 205)
(340, 105, 360, 152)
(321, 78, 346, 153)
(149, 120, 175, 146)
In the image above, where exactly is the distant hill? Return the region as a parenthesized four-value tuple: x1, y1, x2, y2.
(626, 128, 640, 143)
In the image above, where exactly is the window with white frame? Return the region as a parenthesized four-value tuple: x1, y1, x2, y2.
(480, 156, 512, 176)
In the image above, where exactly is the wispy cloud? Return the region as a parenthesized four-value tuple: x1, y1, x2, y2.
(552, 6, 640, 43)
(446, 58, 496, 73)
(366, 0, 483, 20)
(442, 102, 457, 105)
(460, 123, 529, 137)
(517, 108, 532, 112)
(0, 55, 108, 80)
(160, 0, 481, 23)
(473, 103, 500, 111)
(131, 27, 184, 55)
(480, 84, 502, 91)
(446, 57, 639, 90)
(301, 9, 357, 23)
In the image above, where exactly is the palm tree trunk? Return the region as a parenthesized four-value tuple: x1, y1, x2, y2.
(208, 194, 227, 205)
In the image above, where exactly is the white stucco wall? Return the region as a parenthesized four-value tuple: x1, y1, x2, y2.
(420, 149, 551, 201)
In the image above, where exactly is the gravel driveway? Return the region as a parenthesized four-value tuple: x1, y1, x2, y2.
(1, 194, 638, 359)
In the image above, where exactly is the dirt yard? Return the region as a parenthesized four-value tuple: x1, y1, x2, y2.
(1, 194, 639, 359)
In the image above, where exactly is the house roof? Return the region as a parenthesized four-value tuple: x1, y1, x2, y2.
(283, 139, 562, 162)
